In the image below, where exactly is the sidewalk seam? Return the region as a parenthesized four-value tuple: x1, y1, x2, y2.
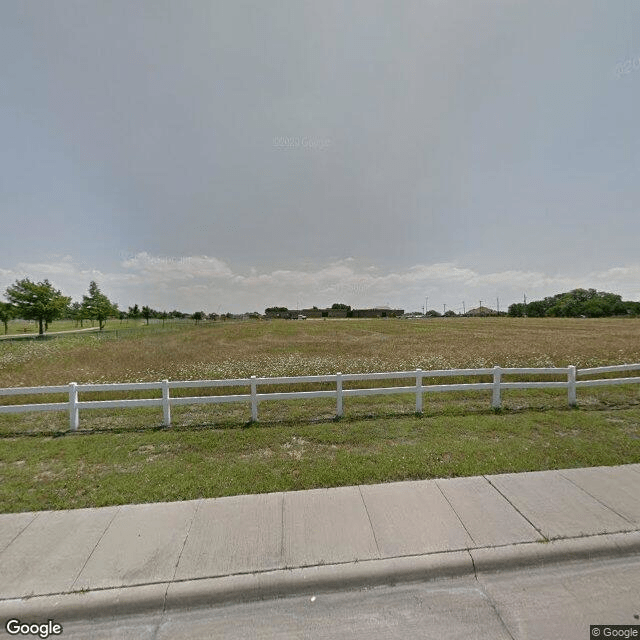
(435, 480, 478, 546)
(483, 475, 548, 541)
(279, 492, 285, 564)
(358, 486, 381, 559)
(558, 471, 637, 526)
(477, 579, 517, 640)
(0, 511, 40, 554)
(70, 506, 121, 591)
(163, 499, 202, 614)
(467, 549, 478, 580)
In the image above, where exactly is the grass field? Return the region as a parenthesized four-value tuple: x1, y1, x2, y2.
(1, 317, 639, 513)
(3, 316, 640, 388)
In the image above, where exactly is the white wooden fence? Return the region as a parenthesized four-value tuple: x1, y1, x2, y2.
(1, 363, 639, 431)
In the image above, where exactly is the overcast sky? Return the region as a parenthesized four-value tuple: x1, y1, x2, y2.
(1, 1, 639, 314)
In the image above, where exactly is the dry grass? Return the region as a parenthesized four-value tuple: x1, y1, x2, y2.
(1, 318, 639, 512)
(2, 317, 640, 388)
(1, 317, 640, 434)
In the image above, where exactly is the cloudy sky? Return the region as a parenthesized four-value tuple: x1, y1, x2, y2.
(1, 1, 639, 314)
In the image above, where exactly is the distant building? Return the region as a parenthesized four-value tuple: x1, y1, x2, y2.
(351, 308, 403, 318)
(264, 307, 404, 319)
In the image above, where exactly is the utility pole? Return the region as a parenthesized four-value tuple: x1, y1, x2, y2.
(443, 304, 446, 315)
(462, 301, 465, 315)
(425, 297, 428, 315)
(497, 297, 500, 314)
(523, 293, 527, 318)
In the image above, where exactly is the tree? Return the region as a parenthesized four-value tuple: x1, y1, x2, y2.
(82, 281, 118, 330)
(508, 303, 525, 317)
(5, 279, 71, 335)
(0, 302, 14, 335)
(516, 289, 631, 318)
(141, 306, 152, 325)
(192, 311, 204, 324)
(525, 300, 546, 317)
(69, 301, 85, 327)
(128, 304, 140, 320)
(624, 301, 640, 316)
(583, 299, 607, 318)
(331, 303, 351, 310)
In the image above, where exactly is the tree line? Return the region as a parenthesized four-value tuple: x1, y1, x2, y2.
(0, 278, 210, 336)
(508, 289, 640, 318)
(3, 281, 638, 336)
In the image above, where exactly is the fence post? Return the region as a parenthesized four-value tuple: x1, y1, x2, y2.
(492, 366, 502, 409)
(568, 365, 577, 407)
(250, 375, 258, 421)
(336, 372, 343, 417)
(162, 379, 171, 426)
(415, 368, 423, 413)
(69, 382, 79, 431)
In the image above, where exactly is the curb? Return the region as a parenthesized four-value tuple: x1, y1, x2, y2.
(2, 532, 639, 622)
(471, 530, 640, 574)
(0, 583, 167, 624)
(165, 550, 472, 612)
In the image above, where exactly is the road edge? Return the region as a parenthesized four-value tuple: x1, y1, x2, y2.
(1, 531, 639, 623)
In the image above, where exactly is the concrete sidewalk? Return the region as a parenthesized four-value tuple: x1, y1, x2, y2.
(1, 464, 639, 622)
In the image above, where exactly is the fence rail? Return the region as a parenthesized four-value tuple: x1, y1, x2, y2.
(1, 364, 639, 431)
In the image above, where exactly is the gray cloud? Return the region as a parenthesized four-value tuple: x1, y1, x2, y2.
(2, 253, 639, 315)
(1, 1, 638, 310)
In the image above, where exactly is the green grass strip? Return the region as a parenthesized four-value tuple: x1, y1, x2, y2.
(2, 405, 639, 513)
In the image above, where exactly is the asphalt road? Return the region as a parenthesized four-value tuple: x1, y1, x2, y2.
(40, 554, 640, 640)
